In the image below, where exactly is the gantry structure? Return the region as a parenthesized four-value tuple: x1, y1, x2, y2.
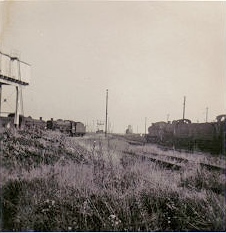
(0, 51, 30, 127)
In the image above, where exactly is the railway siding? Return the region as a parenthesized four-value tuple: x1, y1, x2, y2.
(123, 148, 226, 174)
(200, 163, 226, 173)
(116, 133, 226, 174)
(123, 150, 182, 171)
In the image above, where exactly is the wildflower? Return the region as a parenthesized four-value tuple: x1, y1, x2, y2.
(81, 200, 92, 215)
(109, 214, 115, 218)
(108, 214, 121, 227)
(14, 217, 21, 223)
(44, 199, 50, 204)
(93, 141, 96, 149)
(41, 208, 49, 213)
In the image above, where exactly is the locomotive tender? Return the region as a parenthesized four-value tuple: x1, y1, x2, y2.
(146, 115, 226, 154)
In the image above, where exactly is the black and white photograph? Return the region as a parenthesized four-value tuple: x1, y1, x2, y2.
(0, 0, 225, 231)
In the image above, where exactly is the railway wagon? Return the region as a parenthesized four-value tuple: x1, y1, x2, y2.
(146, 115, 226, 154)
(22, 116, 46, 130)
(0, 114, 46, 129)
(46, 119, 85, 136)
(1, 114, 26, 129)
(190, 123, 221, 152)
(0, 116, 14, 129)
(75, 122, 86, 136)
(173, 120, 221, 152)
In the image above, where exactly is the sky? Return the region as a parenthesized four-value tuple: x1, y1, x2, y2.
(0, 0, 225, 133)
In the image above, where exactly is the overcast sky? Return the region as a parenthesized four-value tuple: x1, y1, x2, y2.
(0, 0, 225, 133)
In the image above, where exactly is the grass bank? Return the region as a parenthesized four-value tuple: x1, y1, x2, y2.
(0, 129, 225, 231)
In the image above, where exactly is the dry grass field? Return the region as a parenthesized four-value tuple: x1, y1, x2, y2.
(0, 128, 225, 231)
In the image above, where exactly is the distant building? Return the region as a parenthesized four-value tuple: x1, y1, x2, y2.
(126, 125, 133, 134)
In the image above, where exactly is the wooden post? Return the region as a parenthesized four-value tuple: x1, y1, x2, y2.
(206, 107, 208, 122)
(183, 96, 186, 120)
(105, 89, 108, 137)
(14, 85, 21, 127)
(145, 117, 147, 135)
(0, 84, 2, 116)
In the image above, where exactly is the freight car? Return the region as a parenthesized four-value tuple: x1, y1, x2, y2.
(146, 115, 226, 154)
(22, 116, 46, 130)
(0, 114, 46, 130)
(46, 119, 86, 136)
(0, 115, 15, 129)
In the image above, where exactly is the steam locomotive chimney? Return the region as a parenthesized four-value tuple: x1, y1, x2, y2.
(40, 117, 42, 121)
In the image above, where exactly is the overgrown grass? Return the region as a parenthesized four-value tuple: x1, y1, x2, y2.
(0, 129, 225, 231)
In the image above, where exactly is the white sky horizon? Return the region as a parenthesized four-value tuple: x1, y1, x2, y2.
(0, 1, 225, 133)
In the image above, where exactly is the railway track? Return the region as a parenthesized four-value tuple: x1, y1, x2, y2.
(200, 162, 226, 173)
(123, 150, 183, 171)
(122, 150, 226, 174)
(114, 133, 226, 173)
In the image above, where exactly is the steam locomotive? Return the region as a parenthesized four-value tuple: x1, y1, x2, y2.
(0, 114, 86, 137)
(146, 115, 226, 154)
(46, 119, 86, 136)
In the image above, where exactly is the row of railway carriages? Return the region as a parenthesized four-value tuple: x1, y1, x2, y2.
(0, 114, 86, 136)
(146, 114, 226, 154)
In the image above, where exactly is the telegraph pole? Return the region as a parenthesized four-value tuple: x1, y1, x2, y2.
(0, 84, 2, 116)
(105, 89, 108, 137)
(145, 117, 147, 135)
(205, 107, 208, 122)
(183, 96, 186, 120)
(108, 117, 110, 133)
(167, 114, 170, 122)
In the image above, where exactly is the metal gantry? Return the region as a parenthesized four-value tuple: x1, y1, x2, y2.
(0, 51, 30, 127)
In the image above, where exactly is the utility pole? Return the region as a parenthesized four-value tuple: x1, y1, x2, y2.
(105, 89, 108, 137)
(145, 117, 147, 135)
(167, 114, 170, 122)
(14, 85, 21, 127)
(205, 107, 208, 122)
(0, 84, 2, 116)
(108, 117, 110, 133)
(183, 96, 186, 120)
